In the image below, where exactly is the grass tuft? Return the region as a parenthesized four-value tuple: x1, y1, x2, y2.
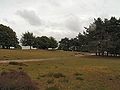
(76, 76, 84, 81)
(9, 62, 28, 66)
(74, 72, 83, 76)
(47, 72, 65, 78)
(46, 87, 59, 90)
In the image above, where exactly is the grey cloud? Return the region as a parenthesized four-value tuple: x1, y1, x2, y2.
(2, 18, 15, 25)
(48, 0, 61, 7)
(65, 15, 82, 32)
(1, 0, 120, 40)
(16, 9, 41, 26)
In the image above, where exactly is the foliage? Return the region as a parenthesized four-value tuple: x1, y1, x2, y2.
(21, 32, 35, 49)
(59, 17, 120, 56)
(33, 36, 58, 49)
(49, 37, 58, 49)
(15, 45, 22, 49)
(58, 37, 70, 51)
(58, 34, 87, 51)
(0, 24, 19, 49)
(85, 17, 120, 56)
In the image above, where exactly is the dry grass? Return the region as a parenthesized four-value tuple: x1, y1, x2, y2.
(0, 58, 120, 90)
(0, 50, 120, 90)
(0, 49, 74, 60)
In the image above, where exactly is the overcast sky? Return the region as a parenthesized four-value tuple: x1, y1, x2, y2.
(0, 0, 120, 40)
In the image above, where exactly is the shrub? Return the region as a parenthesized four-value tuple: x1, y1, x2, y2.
(53, 73, 65, 78)
(74, 72, 83, 76)
(18, 67, 23, 70)
(15, 45, 22, 49)
(0, 71, 39, 90)
(47, 72, 65, 78)
(9, 62, 27, 66)
(47, 79, 54, 84)
(76, 76, 84, 81)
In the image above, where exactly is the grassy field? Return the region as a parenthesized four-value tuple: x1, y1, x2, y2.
(0, 49, 120, 90)
(0, 49, 74, 60)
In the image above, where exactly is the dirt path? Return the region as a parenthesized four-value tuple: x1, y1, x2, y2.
(0, 58, 58, 64)
(0, 53, 92, 64)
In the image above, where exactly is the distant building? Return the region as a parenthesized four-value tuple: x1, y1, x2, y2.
(22, 46, 37, 49)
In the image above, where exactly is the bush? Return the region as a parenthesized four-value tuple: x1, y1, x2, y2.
(53, 72, 65, 78)
(9, 62, 27, 66)
(74, 72, 83, 76)
(47, 72, 65, 78)
(76, 76, 84, 81)
(15, 45, 22, 49)
(0, 71, 39, 90)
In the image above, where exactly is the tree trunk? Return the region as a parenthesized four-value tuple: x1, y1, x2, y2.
(114, 53, 116, 57)
(96, 52, 98, 56)
(2, 46, 5, 49)
(98, 52, 100, 56)
(102, 52, 104, 56)
(107, 52, 108, 56)
(30, 46, 32, 50)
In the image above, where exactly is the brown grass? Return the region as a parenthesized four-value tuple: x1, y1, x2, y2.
(0, 49, 74, 60)
(0, 50, 120, 90)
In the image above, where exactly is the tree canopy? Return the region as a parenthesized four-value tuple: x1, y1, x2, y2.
(59, 17, 120, 56)
(21, 32, 35, 49)
(33, 36, 58, 49)
(0, 24, 19, 49)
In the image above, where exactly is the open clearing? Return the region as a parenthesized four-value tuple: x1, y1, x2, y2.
(0, 50, 120, 90)
(0, 49, 74, 60)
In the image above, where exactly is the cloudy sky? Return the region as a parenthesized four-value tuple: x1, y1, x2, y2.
(0, 0, 120, 40)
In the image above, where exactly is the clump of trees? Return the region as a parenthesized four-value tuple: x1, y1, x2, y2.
(0, 24, 58, 50)
(86, 17, 120, 56)
(0, 24, 19, 49)
(58, 33, 87, 52)
(59, 17, 120, 56)
(21, 32, 58, 49)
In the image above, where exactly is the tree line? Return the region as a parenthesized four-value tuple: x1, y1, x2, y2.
(59, 17, 120, 56)
(1, 16, 120, 56)
(21, 32, 58, 49)
(0, 24, 19, 49)
(0, 24, 58, 50)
